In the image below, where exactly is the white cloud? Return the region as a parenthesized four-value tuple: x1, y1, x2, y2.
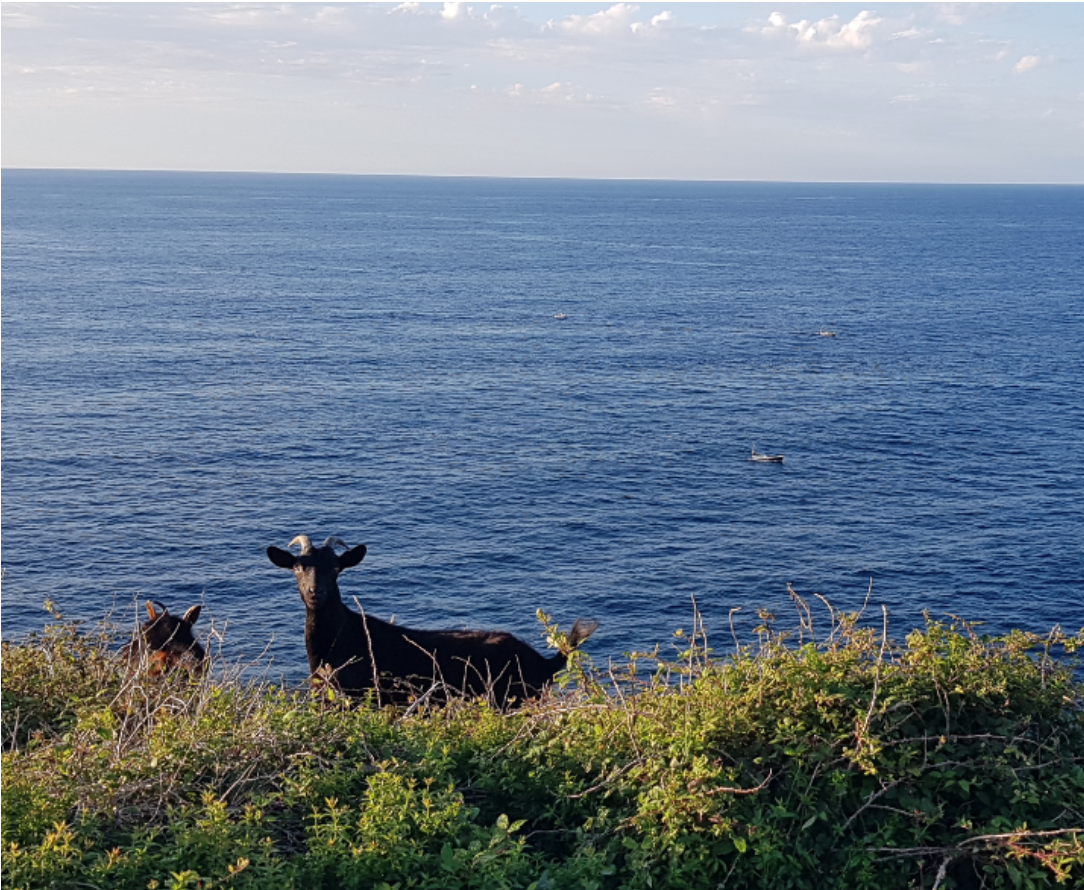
(498, 80, 590, 105)
(836, 11, 883, 48)
(645, 87, 676, 107)
(552, 4, 640, 37)
(442, 2, 470, 21)
(1014, 55, 1041, 74)
(760, 12, 786, 36)
(630, 10, 674, 34)
(303, 7, 351, 27)
(483, 5, 520, 27)
(761, 10, 883, 50)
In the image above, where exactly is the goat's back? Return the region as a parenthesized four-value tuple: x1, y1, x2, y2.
(326, 608, 578, 706)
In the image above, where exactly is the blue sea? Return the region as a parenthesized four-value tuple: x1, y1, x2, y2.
(2, 171, 1082, 679)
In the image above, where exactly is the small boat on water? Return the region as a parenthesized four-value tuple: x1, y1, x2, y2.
(750, 446, 784, 463)
(554, 313, 568, 320)
(818, 328, 836, 337)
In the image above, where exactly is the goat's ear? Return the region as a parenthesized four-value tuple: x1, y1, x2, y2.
(338, 544, 367, 570)
(146, 601, 159, 621)
(267, 546, 297, 569)
(182, 604, 202, 626)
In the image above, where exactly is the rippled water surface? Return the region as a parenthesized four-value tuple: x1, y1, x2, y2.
(3, 171, 1081, 678)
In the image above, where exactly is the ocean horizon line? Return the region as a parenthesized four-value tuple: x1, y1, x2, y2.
(4, 166, 1083, 188)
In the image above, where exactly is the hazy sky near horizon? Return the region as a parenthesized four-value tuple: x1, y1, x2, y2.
(3, 2, 1082, 182)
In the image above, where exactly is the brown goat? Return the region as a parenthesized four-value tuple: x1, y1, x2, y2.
(267, 535, 598, 707)
(122, 601, 207, 676)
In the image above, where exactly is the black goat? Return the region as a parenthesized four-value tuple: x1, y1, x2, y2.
(267, 535, 598, 707)
(123, 601, 206, 676)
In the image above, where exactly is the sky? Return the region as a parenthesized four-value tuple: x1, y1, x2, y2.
(2, 2, 1082, 182)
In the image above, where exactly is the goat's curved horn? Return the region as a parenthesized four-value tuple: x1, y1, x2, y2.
(323, 536, 347, 551)
(288, 535, 313, 554)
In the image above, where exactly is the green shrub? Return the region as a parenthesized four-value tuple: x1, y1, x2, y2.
(3, 600, 1081, 889)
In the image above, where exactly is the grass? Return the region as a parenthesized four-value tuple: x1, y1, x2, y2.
(2, 597, 1082, 890)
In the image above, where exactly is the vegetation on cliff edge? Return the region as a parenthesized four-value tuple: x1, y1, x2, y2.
(2, 599, 1082, 890)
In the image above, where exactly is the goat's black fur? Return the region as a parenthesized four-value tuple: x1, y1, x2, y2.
(268, 537, 597, 707)
(123, 601, 206, 676)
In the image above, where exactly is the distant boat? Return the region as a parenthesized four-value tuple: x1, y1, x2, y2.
(553, 313, 568, 320)
(818, 328, 836, 337)
(750, 446, 784, 463)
